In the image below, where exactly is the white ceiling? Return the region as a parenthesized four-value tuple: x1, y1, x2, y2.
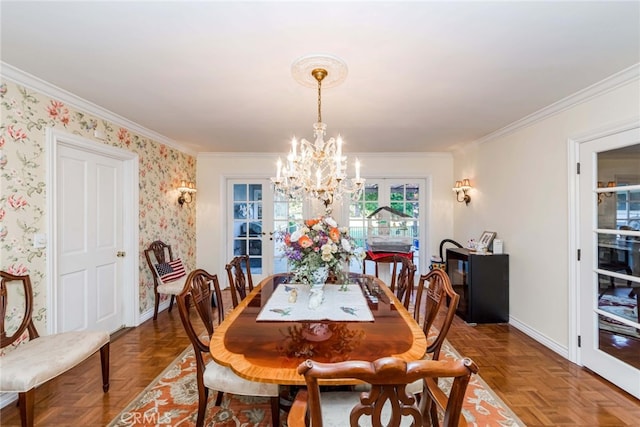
(1, 1, 639, 154)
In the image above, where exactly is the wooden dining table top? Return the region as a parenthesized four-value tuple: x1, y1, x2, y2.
(209, 273, 427, 385)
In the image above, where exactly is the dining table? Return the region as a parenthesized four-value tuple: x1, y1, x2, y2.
(209, 273, 427, 386)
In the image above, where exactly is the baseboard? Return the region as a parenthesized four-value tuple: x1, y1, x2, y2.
(509, 315, 569, 359)
(138, 300, 172, 324)
(0, 392, 17, 409)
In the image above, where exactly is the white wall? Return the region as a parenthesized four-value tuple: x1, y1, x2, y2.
(196, 152, 454, 283)
(452, 79, 640, 353)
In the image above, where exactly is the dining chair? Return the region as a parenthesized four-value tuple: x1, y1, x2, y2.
(144, 240, 188, 320)
(287, 356, 478, 427)
(0, 271, 110, 427)
(404, 268, 461, 398)
(390, 255, 417, 309)
(363, 254, 416, 309)
(176, 268, 279, 427)
(225, 254, 254, 308)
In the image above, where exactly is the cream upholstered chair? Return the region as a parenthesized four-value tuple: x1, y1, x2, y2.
(176, 269, 279, 427)
(287, 356, 478, 427)
(0, 271, 109, 427)
(144, 240, 188, 319)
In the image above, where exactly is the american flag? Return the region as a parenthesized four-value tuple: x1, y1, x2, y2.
(156, 259, 186, 283)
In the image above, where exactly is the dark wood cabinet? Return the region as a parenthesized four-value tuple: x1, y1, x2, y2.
(446, 248, 509, 323)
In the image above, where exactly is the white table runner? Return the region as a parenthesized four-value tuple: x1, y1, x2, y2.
(256, 283, 374, 322)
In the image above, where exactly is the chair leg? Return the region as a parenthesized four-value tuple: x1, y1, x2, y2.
(270, 395, 280, 427)
(194, 387, 209, 427)
(215, 390, 224, 406)
(18, 389, 35, 427)
(153, 291, 160, 320)
(168, 295, 175, 313)
(100, 342, 110, 392)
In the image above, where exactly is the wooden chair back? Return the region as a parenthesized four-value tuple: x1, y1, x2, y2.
(176, 269, 224, 350)
(292, 356, 477, 427)
(0, 271, 40, 349)
(144, 240, 174, 277)
(144, 240, 180, 319)
(413, 268, 460, 360)
(225, 255, 254, 308)
(363, 254, 416, 309)
(389, 255, 417, 309)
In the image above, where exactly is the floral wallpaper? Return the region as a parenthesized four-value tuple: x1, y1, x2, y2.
(0, 78, 196, 351)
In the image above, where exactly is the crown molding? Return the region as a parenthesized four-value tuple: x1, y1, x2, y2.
(0, 61, 196, 157)
(474, 63, 640, 146)
(198, 151, 452, 158)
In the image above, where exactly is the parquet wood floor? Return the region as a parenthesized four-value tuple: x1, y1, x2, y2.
(1, 289, 639, 426)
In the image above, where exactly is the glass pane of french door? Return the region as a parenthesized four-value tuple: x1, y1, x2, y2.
(273, 193, 303, 274)
(595, 149, 640, 369)
(579, 129, 640, 399)
(349, 183, 380, 272)
(230, 182, 265, 276)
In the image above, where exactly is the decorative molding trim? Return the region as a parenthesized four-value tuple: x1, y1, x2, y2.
(0, 61, 196, 156)
(197, 151, 453, 158)
(509, 315, 569, 360)
(475, 63, 640, 146)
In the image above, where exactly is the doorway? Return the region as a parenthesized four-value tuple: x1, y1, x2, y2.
(46, 129, 139, 334)
(573, 122, 640, 399)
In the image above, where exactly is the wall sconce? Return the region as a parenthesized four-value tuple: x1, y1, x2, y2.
(453, 179, 472, 205)
(177, 181, 197, 206)
(597, 181, 615, 204)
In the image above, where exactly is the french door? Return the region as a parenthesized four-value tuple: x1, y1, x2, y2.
(227, 179, 302, 281)
(227, 178, 425, 280)
(347, 179, 424, 272)
(578, 125, 640, 399)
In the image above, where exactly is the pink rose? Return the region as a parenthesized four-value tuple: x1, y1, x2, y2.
(8, 194, 27, 210)
(7, 264, 28, 275)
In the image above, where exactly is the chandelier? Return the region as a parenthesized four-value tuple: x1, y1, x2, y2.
(271, 55, 365, 212)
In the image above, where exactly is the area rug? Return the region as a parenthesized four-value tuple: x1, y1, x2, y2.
(599, 293, 640, 339)
(108, 340, 525, 427)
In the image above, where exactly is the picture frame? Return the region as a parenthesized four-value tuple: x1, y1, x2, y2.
(478, 231, 497, 249)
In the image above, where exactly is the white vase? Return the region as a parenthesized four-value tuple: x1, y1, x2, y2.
(311, 265, 329, 284)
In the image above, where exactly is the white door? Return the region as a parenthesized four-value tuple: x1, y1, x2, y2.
(57, 145, 124, 333)
(578, 126, 640, 399)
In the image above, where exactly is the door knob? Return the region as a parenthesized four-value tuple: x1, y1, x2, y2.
(116, 251, 126, 257)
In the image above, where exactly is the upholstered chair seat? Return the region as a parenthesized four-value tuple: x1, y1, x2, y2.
(202, 359, 279, 397)
(0, 331, 109, 392)
(157, 275, 188, 295)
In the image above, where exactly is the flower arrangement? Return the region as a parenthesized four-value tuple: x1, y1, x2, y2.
(279, 216, 365, 285)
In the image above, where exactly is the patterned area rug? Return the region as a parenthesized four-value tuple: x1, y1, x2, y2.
(599, 293, 640, 339)
(108, 340, 525, 427)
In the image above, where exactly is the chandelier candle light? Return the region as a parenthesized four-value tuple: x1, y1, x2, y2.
(272, 55, 365, 212)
